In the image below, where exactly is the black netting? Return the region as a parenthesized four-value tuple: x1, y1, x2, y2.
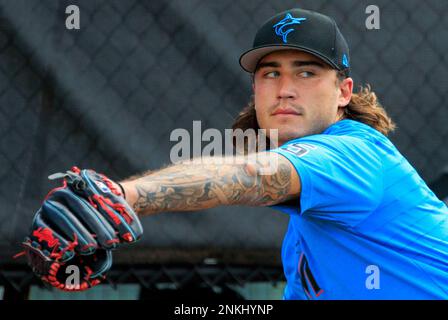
(1, 0, 447, 297)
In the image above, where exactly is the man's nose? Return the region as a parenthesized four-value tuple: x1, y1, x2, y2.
(277, 76, 297, 100)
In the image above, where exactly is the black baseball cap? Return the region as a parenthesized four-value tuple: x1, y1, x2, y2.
(239, 8, 350, 75)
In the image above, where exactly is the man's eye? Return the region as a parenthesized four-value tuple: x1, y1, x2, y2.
(299, 71, 315, 78)
(264, 71, 280, 78)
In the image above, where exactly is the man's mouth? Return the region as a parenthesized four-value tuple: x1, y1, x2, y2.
(272, 108, 302, 116)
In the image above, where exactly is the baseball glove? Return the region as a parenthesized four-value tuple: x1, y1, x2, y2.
(16, 166, 143, 291)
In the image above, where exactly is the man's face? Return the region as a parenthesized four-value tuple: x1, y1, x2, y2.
(253, 50, 353, 146)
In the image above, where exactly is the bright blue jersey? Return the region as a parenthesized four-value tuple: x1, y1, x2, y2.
(270, 119, 448, 300)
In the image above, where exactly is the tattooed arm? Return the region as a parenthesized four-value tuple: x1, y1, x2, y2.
(120, 153, 301, 216)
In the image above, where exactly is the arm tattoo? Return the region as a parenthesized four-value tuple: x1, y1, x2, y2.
(132, 155, 295, 215)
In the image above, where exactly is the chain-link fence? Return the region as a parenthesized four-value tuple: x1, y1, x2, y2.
(0, 0, 447, 299)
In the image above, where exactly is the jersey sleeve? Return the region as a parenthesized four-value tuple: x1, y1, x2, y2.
(269, 135, 383, 224)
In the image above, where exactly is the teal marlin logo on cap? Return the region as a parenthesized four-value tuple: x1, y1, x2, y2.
(342, 54, 349, 68)
(273, 13, 307, 43)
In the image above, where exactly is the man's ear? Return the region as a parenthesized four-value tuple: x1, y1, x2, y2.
(338, 77, 353, 107)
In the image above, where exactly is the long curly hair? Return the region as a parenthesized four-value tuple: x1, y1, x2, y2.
(232, 72, 395, 149)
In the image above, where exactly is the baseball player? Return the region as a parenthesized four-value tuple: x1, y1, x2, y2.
(20, 8, 448, 299)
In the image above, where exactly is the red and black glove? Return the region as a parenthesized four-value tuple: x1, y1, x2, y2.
(16, 167, 143, 291)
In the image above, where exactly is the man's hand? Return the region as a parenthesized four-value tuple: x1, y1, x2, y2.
(18, 167, 144, 291)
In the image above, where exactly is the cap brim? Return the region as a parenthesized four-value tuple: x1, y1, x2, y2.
(239, 45, 340, 73)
